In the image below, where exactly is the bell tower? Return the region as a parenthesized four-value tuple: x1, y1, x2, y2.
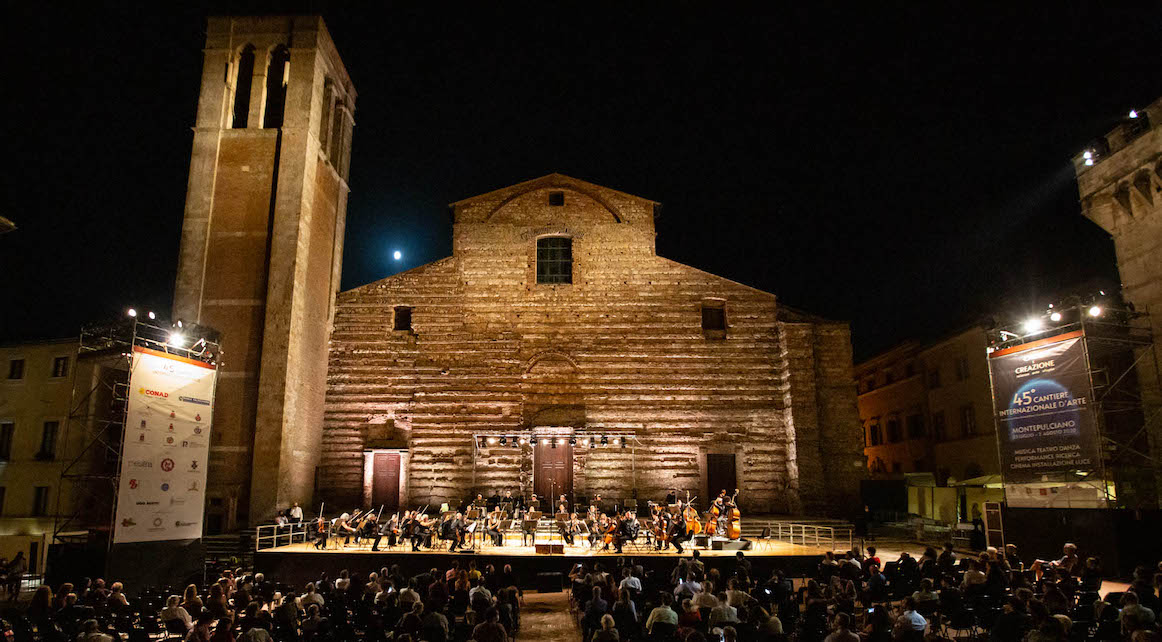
(173, 16, 356, 527)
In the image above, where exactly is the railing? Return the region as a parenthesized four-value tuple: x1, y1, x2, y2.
(255, 522, 310, 551)
(767, 521, 853, 552)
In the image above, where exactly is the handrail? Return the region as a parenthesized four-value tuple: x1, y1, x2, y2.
(255, 521, 309, 551)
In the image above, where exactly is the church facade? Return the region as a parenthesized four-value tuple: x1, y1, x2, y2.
(318, 174, 865, 516)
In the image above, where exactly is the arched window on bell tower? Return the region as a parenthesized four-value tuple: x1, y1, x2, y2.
(263, 45, 290, 128)
(232, 44, 256, 129)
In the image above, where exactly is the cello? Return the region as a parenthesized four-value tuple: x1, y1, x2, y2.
(726, 489, 741, 540)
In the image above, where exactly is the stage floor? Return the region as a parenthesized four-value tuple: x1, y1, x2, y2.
(260, 538, 824, 558)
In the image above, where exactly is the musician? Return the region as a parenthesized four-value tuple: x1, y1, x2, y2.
(668, 510, 689, 554)
(438, 512, 458, 551)
(593, 494, 604, 515)
(586, 502, 600, 522)
(484, 510, 503, 547)
(313, 516, 329, 550)
(589, 514, 609, 548)
(372, 513, 399, 551)
(334, 512, 358, 547)
(711, 492, 727, 515)
(289, 502, 304, 523)
(665, 488, 678, 505)
(359, 512, 378, 546)
(614, 511, 639, 554)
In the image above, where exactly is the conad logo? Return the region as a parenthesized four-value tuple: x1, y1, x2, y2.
(139, 387, 169, 398)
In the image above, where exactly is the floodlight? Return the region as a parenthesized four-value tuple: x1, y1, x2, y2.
(169, 332, 186, 347)
(1083, 151, 1092, 159)
(1129, 110, 1138, 119)
(1050, 312, 1062, 322)
(1088, 305, 1102, 317)
(1023, 318, 1044, 333)
(127, 308, 137, 318)
(148, 311, 156, 320)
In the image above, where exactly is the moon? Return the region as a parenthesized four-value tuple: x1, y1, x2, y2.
(392, 250, 402, 261)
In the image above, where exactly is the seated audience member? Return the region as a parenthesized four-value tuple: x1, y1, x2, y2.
(912, 578, 939, 603)
(892, 597, 928, 640)
(1032, 543, 1079, 580)
(678, 598, 701, 628)
(471, 606, 507, 641)
(709, 592, 740, 627)
(187, 612, 215, 642)
(990, 596, 1032, 642)
(162, 594, 193, 630)
(646, 593, 679, 634)
(1024, 615, 1068, 642)
(591, 613, 619, 642)
(824, 612, 860, 642)
(1121, 591, 1157, 634)
(78, 619, 114, 642)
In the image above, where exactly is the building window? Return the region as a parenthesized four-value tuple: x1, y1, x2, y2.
(548, 191, 565, 206)
(700, 300, 727, 336)
(232, 44, 256, 128)
(927, 367, 941, 389)
(536, 237, 573, 284)
(393, 306, 413, 332)
(906, 414, 925, 439)
(955, 356, 970, 381)
(32, 486, 49, 517)
(0, 487, 5, 516)
(7, 359, 24, 380)
(263, 45, 290, 128)
(869, 424, 883, 446)
(0, 422, 12, 460)
(886, 418, 902, 443)
(37, 421, 58, 460)
(960, 404, 977, 437)
(51, 356, 69, 379)
(932, 411, 946, 442)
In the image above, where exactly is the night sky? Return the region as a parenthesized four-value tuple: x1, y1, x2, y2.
(3, 4, 1159, 360)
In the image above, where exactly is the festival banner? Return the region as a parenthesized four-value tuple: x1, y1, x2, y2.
(113, 346, 216, 543)
(987, 331, 1100, 483)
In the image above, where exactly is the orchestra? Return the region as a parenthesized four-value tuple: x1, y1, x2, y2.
(295, 486, 745, 555)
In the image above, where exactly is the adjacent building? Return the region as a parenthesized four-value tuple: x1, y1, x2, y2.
(1073, 96, 1162, 508)
(0, 339, 79, 574)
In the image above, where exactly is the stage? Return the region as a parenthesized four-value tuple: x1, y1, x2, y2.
(253, 536, 829, 588)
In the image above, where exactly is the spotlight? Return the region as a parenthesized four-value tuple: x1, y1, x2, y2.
(127, 308, 137, 318)
(169, 332, 185, 347)
(589, 440, 596, 449)
(1023, 318, 1044, 333)
(552, 439, 559, 449)
(1085, 158, 1094, 166)
(1082, 151, 1092, 160)
(487, 437, 497, 445)
(1088, 305, 1102, 317)
(541, 438, 549, 446)
(148, 311, 156, 320)
(569, 436, 576, 446)
(519, 437, 527, 445)
(613, 437, 620, 446)
(620, 438, 627, 449)
(499, 436, 507, 446)
(601, 435, 608, 446)
(1050, 312, 1062, 322)
(175, 319, 184, 329)
(1129, 110, 1138, 119)
(581, 438, 590, 446)
(512, 437, 519, 448)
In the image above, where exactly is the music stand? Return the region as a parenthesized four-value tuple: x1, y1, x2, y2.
(521, 520, 537, 546)
(529, 511, 543, 520)
(555, 512, 569, 522)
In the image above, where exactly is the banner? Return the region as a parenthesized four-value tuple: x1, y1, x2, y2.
(987, 331, 1099, 483)
(113, 346, 216, 543)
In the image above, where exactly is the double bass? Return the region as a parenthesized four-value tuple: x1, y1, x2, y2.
(726, 489, 741, 540)
(682, 493, 702, 536)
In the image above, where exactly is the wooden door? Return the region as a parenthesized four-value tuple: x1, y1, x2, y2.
(706, 453, 738, 501)
(534, 440, 573, 506)
(372, 452, 401, 511)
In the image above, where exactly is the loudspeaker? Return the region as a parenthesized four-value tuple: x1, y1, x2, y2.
(536, 572, 563, 593)
(535, 543, 564, 554)
(712, 539, 751, 551)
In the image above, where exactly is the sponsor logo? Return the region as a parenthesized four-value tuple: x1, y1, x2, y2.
(195, 413, 202, 421)
(180, 396, 210, 406)
(194, 427, 203, 435)
(175, 520, 196, 527)
(168, 423, 175, 431)
(134, 501, 159, 506)
(121, 518, 137, 527)
(152, 517, 164, 527)
(138, 433, 146, 442)
(128, 479, 138, 490)
(127, 459, 152, 468)
(181, 440, 189, 448)
(160, 458, 175, 472)
(161, 483, 170, 491)
(190, 460, 199, 470)
(170, 496, 186, 506)
(140, 388, 169, 398)
(140, 419, 147, 428)
(188, 481, 200, 492)
(170, 411, 175, 418)
(166, 436, 175, 445)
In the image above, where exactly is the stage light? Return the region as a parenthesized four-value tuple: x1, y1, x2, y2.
(541, 438, 549, 446)
(127, 308, 137, 318)
(169, 332, 185, 347)
(148, 311, 156, 320)
(601, 435, 608, 446)
(589, 440, 596, 449)
(175, 319, 184, 329)
(1023, 318, 1043, 333)
(1085, 158, 1094, 166)
(551, 439, 558, 449)
(620, 438, 627, 449)
(487, 437, 497, 445)
(1129, 110, 1138, 119)
(569, 436, 576, 446)
(499, 436, 506, 445)
(1083, 151, 1092, 160)
(1088, 305, 1102, 317)
(1050, 312, 1062, 322)
(519, 437, 527, 445)
(613, 437, 620, 446)
(581, 437, 589, 446)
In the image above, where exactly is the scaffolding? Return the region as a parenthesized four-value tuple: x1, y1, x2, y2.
(987, 298, 1159, 510)
(51, 316, 222, 550)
